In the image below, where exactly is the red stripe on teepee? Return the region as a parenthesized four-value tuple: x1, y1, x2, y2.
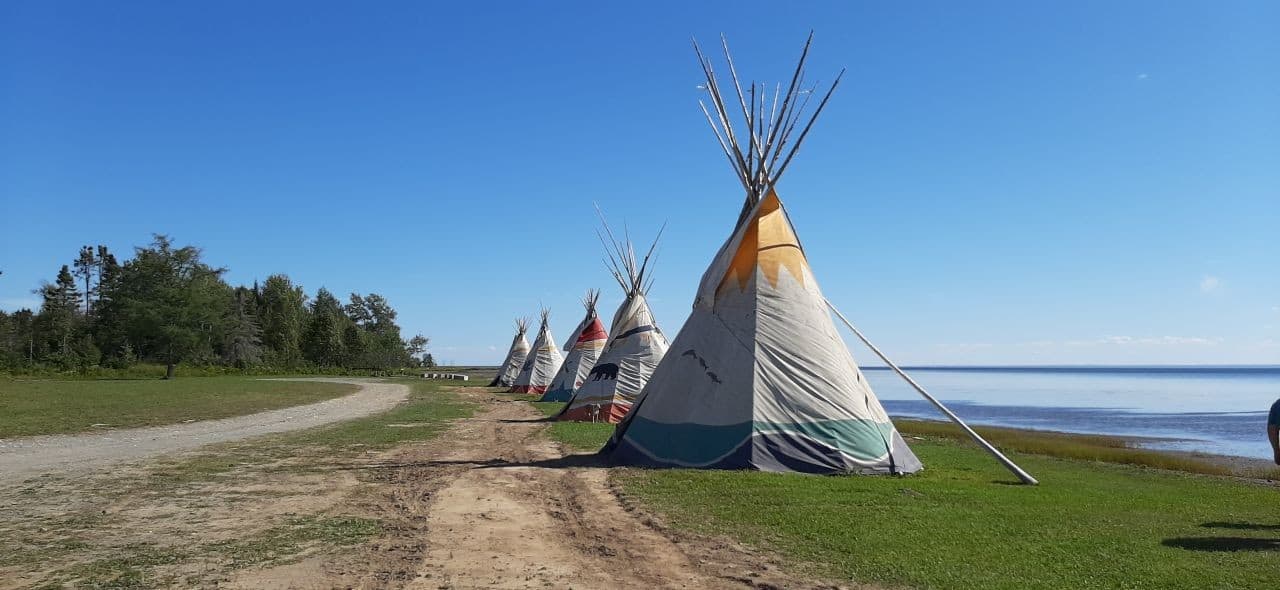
(576, 319, 607, 343)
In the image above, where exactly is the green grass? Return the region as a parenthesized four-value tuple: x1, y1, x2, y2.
(614, 440, 1280, 589)
(528, 402, 1280, 589)
(897, 419, 1280, 479)
(532, 401, 617, 451)
(0, 377, 359, 438)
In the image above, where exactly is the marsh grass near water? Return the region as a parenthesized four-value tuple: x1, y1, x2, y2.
(0, 377, 359, 438)
(896, 418, 1280, 480)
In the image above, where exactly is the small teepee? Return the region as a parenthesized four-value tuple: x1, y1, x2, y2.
(488, 317, 530, 388)
(559, 223, 670, 423)
(606, 35, 922, 474)
(511, 308, 563, 394)
(540, 290, 609, 402)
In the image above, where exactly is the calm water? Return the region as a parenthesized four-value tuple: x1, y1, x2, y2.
(862, 366, 1280, 459)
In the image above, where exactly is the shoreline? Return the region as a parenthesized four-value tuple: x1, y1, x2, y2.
(891, 417, 1280, 480)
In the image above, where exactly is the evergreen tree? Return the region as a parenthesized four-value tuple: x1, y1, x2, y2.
(341, 323, 367, 368)
(93, 250, 127, 363)
(9, 309, 35, 366)
(0, 311, 12, 368)
(259, 274, 306, 367)
(73, 245, 97, 316)
(223, 289, 263, 368)
(36, 265, 81, 360)
(302, 287, 345, 366)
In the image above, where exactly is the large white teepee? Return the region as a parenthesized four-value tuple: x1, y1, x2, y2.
(488, 317, 530, 387)
(559, 224, 669, 423)
(540, 290, 609, 402)
(607, 35, 922, 474)
(511, 308, 563, 394)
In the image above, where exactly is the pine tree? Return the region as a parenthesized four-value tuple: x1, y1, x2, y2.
(93, 250, 126, 363)
(36, 265, 82, 358)
(223, 289, 263, 368)
(73, 245, 97, 316)
(259, 274, 306, 367)
(341, 323, 366, 368)
(303, 287, 346, 366)
(0, 311, 12, 368)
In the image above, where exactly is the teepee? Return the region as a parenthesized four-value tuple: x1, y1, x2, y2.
(511, 308, 564, 394)
(606, 35, 922, 474)
(540, 290, 609, 402)
(558, 223, 670, 423)
(488, 317, 530, 387)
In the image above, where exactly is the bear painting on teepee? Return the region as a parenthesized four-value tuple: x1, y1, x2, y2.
(510, 308, 563, 395)
(540, 290, 608, 402)
(488, 317, 530, 388)
(605, 34, 922, 474)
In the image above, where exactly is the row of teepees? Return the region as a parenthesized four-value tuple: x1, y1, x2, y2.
(491, 34, 1038, 484)
(489, 219, 669, 420)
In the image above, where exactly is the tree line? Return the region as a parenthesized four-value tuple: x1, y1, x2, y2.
(0, 235, 433, 377)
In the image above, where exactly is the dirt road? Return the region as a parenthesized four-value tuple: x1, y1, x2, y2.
(0, 378, 408, 480)
(232, 389, 837, 590)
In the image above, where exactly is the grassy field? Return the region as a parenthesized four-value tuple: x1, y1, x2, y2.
(0, 377, 359, 438)
(535, 401, 1280, 590)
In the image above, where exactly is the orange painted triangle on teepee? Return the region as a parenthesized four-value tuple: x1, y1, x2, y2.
(716, 190, 809, 297)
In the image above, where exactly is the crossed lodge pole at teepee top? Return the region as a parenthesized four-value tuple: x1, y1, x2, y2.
(699, 32, 1038, 485)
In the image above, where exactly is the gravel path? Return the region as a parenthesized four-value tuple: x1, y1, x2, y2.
(0, 379, 409, 480)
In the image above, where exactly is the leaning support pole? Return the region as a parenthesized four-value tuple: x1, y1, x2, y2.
(825, 299, 1040, 486)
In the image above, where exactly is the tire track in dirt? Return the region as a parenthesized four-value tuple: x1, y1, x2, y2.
(264, 389, 853, 590)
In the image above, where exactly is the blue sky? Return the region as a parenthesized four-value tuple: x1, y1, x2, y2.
(2, 1, 1277, 365)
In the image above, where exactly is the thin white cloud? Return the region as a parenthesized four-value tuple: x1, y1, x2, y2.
(1053, 335, 1222, 347)
(1199, 276, 1221, 293)
(1136, 73, 1149, 80)
(934, 342, 994, 350)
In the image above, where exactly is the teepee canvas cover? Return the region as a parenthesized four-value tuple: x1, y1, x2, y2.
(540, 290, 609, 402)
(559, 226, 670, 423)
(488, 318, 530, 387)
(511, 309, 563, 394)
(607, 36, 921, 474)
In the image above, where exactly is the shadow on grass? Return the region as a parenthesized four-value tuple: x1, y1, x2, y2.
(1201, 522, 1280, 531)
(1162, 537, 1280, 552)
